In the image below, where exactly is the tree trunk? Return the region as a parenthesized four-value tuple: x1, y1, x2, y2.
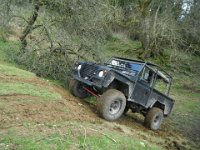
(141, 17, 150, 51)
(19, 4, 40, 53)
(138, 0, 152, 58)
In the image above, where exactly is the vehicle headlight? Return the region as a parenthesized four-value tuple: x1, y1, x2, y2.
(98, 70, 107, 77)
(77, 64, 82, 70)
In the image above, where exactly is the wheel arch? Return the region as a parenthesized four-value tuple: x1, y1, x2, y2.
(103, 71, 133, 98)
(151, 101, 166, 115)
(108, 79, 129, 98)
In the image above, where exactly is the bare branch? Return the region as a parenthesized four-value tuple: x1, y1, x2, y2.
(11, 15, 29, 23)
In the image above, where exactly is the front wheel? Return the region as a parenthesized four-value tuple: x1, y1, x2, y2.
(69, 79, 88, 98)
(98, 89, 126, 121)
(144, 107, 164, 130)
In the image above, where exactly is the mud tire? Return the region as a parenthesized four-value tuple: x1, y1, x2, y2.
(144, 107, 163, 130)
(98, 89, 126, 121)
(69, 79, 88, 98)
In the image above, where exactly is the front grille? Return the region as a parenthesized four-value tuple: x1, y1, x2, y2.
(80, 64, 98, 78)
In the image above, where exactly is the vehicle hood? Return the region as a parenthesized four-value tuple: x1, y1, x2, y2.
(84, 62, 138, 79)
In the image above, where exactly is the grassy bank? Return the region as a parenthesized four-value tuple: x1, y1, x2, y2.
(0, 39, 199, 149)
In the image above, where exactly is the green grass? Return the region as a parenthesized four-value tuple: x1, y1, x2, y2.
(0, 82, 61, 100)
(0, 132, 71, 150)
(0, 125, 161, 150)
(169, 85, 200, 148)
(0, 63, 35, 78)
(0, 40, 20, 62)
(0, 40, 61, 101)
(99, 33, 142, 61)
(78, 134, 161, 150)
(171, 88, 200, 117)
(84, 96, 98, 105)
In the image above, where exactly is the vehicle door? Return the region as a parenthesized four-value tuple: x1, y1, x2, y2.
(131, 66, 154, 106)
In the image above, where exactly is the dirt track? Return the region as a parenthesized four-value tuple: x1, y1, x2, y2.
(0, 75, 191, 150)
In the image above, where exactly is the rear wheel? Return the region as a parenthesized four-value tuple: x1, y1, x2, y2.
(69, 79, 88, 98)
(98, 89, 126, 121)
(144, 107, 163, 130)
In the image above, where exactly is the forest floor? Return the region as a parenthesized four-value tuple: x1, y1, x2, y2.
(0, 40, 200, 150)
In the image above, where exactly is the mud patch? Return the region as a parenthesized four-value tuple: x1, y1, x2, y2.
(165, 139, 188, 150)
(0, 94, 38, 100)
(0, 76, 50, 87)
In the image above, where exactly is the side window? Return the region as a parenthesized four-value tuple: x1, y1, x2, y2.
(140, 67, 154, 86)
(154, 77, 169, 95)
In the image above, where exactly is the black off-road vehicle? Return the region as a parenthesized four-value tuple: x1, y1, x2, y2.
(69, 57, 175, 130)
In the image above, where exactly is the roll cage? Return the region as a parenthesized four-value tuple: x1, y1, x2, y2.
(106, 57, 172, 96)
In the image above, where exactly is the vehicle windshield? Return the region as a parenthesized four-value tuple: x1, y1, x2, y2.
(106, 58, 143, 72)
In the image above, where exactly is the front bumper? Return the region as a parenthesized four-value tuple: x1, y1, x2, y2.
(72, 74, 103, 89)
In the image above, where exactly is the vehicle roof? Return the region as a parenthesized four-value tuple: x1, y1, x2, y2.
(112, 57, 172, 81)
(112, 57, 158, 67)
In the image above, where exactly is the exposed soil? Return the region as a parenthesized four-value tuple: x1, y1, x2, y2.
(0, 75, 194, 150)
(0, 89, 101, 126)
